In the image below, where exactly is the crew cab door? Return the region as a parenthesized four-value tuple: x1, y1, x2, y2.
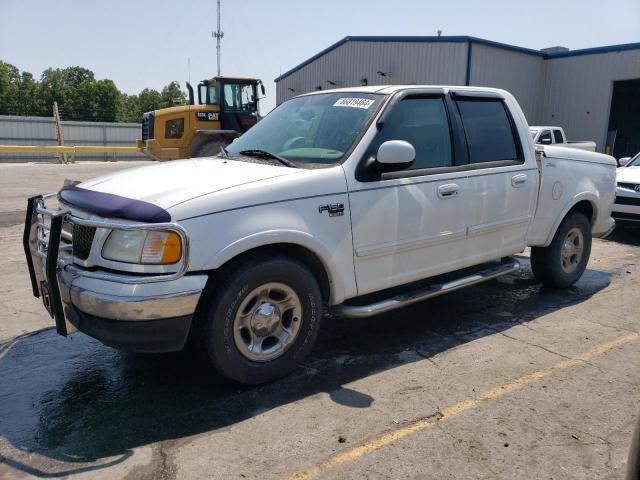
(451, 93, 537, 265)
(347, 93, 471, 295)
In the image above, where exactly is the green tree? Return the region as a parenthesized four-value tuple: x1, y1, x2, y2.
(119, 93, 142, 123)
(13, 72, 40, 116)
(137, 88, 164, 115)
(1, 59, 186, 123)
(93, 79, 121, 122)
(0, 61, 19, 114)
(39, 66, 97, 120)
(161, 81, 186, 107)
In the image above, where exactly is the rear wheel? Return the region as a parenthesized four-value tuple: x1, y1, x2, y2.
(198, 257, 323, 384)
(531, 212, 592, 288)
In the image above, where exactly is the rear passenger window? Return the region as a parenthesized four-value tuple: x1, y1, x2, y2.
(373, 97, 452, 170)
(553, 129, 564, 143)
(456, 99, 521, 163)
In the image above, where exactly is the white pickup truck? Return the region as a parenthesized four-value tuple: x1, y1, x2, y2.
(25, 86, 616, 384)
(530, 126, 596, 151)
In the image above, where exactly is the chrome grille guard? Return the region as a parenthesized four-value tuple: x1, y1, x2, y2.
(23, 193, 191, 334)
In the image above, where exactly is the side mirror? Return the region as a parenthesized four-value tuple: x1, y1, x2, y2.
(261, 84, 266, 96)
(375, 140, 415, 172)
(618, 157, 631, 167)
(539, 137, 552, 145)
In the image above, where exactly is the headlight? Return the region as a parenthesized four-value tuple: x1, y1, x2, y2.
(102, 230, 182, 265)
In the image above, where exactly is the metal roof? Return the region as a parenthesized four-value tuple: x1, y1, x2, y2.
(275, 36, 640, 83)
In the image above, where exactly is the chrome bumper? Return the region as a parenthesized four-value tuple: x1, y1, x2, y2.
(23, 194, 206, 340)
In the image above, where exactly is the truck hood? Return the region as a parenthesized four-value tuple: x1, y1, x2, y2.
(73, 158, 296, 212)
(616, 165, 640, 183)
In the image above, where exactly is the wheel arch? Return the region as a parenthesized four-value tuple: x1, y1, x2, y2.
(203, 232, 344, 305)
(543, 194, 598, 246)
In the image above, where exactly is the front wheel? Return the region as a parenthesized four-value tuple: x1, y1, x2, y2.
(199, 257, 323, 384)
(531, 211, 592, 288)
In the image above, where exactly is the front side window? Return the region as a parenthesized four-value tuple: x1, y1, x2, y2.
(553, 129, 564, 143)
(208, 83, 219, 104)
(370, 96, 452, 170)
(456, 99, 520, 162)
(226, 92, 383, 167)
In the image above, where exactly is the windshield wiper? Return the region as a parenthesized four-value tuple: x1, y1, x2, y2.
(239, 149, 298, 168)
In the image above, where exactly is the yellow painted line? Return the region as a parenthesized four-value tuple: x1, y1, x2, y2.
(285, 331, 640, 480)
(0, 145, 141, 154)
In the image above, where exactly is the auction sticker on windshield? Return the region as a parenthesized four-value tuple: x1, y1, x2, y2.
(333, 98, 375, 109)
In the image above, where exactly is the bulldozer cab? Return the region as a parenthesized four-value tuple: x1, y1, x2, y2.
(193, 76, 264, 133)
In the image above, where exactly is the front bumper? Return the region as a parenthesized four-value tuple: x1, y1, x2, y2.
(23, 194, 207, 352)
(612, 194, 640, 225)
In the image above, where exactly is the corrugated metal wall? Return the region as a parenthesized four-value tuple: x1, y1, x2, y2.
(470, 44, 546, 122)
(0, 115, 145, 163)
(540, 49, 640, 151)
(276, 41, 468, 104)
(276, 39, 640, 154)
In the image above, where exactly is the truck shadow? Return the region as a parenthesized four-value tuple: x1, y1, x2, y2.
(0, 258, 614, 477)
(604, 227, 640, 247)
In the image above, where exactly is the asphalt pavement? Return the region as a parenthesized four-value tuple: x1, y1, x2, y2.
(0, 162, 638, 479)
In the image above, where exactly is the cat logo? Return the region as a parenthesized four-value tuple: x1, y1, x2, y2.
(318, 203, 345, 217)
(196, 111, 219, 121)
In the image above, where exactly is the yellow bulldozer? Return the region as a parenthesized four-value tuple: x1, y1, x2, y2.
(137, 76, 265, 161)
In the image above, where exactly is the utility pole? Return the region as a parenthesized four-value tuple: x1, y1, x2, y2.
(212, 0, 224, 76)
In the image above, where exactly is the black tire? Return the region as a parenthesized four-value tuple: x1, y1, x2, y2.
(193, 140, 227, 158)
(197, 256, 323, 384)
(531, 211, 592, 288)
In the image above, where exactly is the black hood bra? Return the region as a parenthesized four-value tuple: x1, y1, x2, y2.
(58, 185, 171, 223)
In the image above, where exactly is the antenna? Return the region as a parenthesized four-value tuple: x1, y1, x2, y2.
(212, 0, 224, 76)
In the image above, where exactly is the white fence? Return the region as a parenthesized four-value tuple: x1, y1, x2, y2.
(0, 115, 146, 162)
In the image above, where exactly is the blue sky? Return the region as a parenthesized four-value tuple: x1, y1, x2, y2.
(1, 0, 639, 113)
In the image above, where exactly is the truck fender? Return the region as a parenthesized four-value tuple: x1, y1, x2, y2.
(205, 229, 347, 305)
(542, 191, 598, 246)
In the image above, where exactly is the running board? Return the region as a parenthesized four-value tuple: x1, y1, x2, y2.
(333, 258, 521, 319)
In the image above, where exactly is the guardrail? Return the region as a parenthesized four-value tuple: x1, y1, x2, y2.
(0, 145, 141, 154)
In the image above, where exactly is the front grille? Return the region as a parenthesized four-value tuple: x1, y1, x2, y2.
(613, 211, 640, 222)
(72, 224, 96, 260)
(618, 182, 639, 191)
(141, 112, 155, 140)
(615, 195, 640, 206)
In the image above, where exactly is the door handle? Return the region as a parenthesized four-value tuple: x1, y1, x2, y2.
(437, 183, 459, 198)
(511, 174, 528, 188)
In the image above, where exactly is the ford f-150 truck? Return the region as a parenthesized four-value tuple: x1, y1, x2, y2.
(24, 86, 616, 384)
(530, 126, 596, 151)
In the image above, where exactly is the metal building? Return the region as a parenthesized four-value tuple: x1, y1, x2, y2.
(275, 36, 640, 157)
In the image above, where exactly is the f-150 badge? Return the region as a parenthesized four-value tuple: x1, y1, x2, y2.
(318, 203, 344, 217)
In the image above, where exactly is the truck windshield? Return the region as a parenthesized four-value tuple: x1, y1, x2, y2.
(226, 92, 384, 167)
